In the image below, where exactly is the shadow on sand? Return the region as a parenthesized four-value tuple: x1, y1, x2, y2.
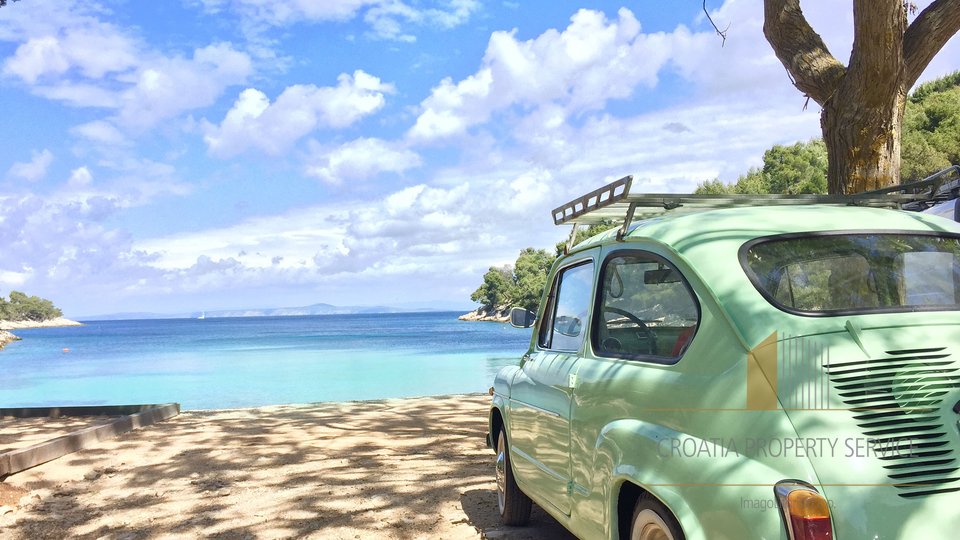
(2, 395, 573, 539)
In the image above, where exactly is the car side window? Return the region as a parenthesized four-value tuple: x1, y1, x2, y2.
(538, 261, 595, 352)
(594, 252, 699, 361)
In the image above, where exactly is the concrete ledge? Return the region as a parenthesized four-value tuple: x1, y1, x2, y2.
(0, 403, 180, 477)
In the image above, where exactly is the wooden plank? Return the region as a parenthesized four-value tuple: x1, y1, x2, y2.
(0, 403, 179, 477)
(0, 404, 168, 419)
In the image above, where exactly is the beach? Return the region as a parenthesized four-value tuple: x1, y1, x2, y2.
(0, 394, 572, 539)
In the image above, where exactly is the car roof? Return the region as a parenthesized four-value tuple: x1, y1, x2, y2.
(571, 205, 960, 346)
(575, 205, 960, 253)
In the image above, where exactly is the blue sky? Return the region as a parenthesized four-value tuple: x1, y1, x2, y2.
(0, 0, 957, 317)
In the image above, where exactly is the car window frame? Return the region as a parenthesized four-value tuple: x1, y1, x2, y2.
(739, 229, 960, 318)
(590, 249, 702, 365)
(538, 258, 595, 353)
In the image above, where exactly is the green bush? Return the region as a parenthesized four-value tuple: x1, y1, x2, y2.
(0, 291, 63, 322)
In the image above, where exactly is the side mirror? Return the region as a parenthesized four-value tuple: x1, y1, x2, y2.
(510, 307, 537, 328)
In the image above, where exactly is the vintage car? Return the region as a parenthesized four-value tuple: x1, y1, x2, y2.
(488, 176, 960, 540)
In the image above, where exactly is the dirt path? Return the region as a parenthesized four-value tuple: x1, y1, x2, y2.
(0, 395, 575, 539)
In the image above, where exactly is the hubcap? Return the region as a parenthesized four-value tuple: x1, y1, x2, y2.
(632, 509, 674, 540)
(495, 435, 506, 513)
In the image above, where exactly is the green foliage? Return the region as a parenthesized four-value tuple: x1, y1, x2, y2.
(470, 249, 557, 312)
(910, 71, 960, 104)
(554, 221, 619, 256)
(0, 291, 63, 322)
(902, 71, 960, 181)
(694, 140, 828, 195)
(693, 178, 733, 195)
(513, 248, 556, 311)
(470, 265, 516, 310)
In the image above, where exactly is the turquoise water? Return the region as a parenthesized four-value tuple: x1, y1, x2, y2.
(0, 312, 531, 410)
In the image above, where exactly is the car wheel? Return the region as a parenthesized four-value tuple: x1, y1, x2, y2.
(496, 429, 532, 526)
(630, 496, 684, 540)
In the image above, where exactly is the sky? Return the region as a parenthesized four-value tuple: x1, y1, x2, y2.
(0, 0, 958, 318)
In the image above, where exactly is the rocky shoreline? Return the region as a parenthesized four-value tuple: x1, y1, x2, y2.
(0, 318, 83, 349)
(458, 307, 510, 323)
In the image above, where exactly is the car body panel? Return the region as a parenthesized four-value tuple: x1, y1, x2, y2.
(491, 205, 960, 539)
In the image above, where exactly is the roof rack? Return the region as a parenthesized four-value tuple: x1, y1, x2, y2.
(552, 166, 959, 252)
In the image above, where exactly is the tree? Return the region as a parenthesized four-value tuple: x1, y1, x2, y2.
(0, 1, 20, 7)
(513, 248, 556, 311)
(0, 291, 63, 321)
(695, 139, 828, 194)
(470, 265, 516, 310)
(901, 72, 960, 180)
(761, 0, 960, 193)
(554, 221, 620, 256)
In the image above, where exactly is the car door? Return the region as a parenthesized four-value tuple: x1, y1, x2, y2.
(509, 253, 596, 515)
(565, 249, 702, 534)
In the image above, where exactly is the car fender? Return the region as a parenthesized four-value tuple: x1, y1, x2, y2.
(488, 364, 522, 443)
(593, 419, 812, 540)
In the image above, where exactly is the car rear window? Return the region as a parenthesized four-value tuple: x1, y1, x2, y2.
(742, 233, 960, 314)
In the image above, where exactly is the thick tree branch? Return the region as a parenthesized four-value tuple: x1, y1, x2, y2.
(762, 0, 846, 105)
(849, 0, 905, 83)
(903, 0, 960, 87)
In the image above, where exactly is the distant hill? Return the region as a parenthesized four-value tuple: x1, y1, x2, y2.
(201, 303, 428, 318)
(79, 302, 468, 321)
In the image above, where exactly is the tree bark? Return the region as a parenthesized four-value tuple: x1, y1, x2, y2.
(763, 0, 960, 194)
(821, 88, 906, 194)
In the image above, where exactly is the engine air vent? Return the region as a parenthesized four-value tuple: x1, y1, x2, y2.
(824, 348, 960, 498)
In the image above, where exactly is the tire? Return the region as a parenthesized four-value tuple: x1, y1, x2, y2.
(495, 429, 532, 526)
(630, 496, 685, 540)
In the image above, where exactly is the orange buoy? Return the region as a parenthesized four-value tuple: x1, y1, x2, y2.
(62, 348, 70, 353)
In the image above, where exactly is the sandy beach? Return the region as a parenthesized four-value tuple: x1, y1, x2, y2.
(0, 394, 573, 539)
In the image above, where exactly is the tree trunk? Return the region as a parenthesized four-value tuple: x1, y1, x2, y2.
(762, 0, 960, 195)
(821, 83, 907, 194)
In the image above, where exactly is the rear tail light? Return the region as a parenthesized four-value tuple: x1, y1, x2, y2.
(774, 481, 833, 540)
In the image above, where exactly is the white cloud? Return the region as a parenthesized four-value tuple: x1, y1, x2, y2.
(7, 149, 54, 182)
(304, 138, 422, 184)
(203, 70, 393, 157)
(1, 2, 253, 132)
(197, 0, 381, 26)
(4, 36, 69, 83)
(409, 8, 672, 141)
(0, 192, 161, 299)
(1, 3, 139, 84)
(68, 166, 93, 187)
(199, 0, 480, 41)
(116, 42, 253, 130)
(71, 120, 130, 146)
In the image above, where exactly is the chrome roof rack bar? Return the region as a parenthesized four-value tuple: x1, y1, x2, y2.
(550, 172, 956, 227)
(552, 175, 632, 225)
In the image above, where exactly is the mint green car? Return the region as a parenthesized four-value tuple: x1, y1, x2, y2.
(488, 185, 960, 540)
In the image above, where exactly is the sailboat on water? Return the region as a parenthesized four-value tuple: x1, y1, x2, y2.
(198, 311, 206, 320)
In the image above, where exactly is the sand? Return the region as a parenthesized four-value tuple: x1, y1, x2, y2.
(0, 394, 574, 539)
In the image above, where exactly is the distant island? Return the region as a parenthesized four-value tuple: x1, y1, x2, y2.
(80, 302, 473, 321)
(0, 291, 81, 349)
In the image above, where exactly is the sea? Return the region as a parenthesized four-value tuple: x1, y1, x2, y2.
(0, 312, 532, 410)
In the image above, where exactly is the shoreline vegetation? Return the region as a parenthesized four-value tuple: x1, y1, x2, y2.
(0, 290, 76, 349)
(458, 306, 510, 323)
(0, 317, 82, 350)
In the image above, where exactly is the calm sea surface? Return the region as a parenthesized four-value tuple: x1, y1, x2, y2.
(0, 312, 532, 410)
